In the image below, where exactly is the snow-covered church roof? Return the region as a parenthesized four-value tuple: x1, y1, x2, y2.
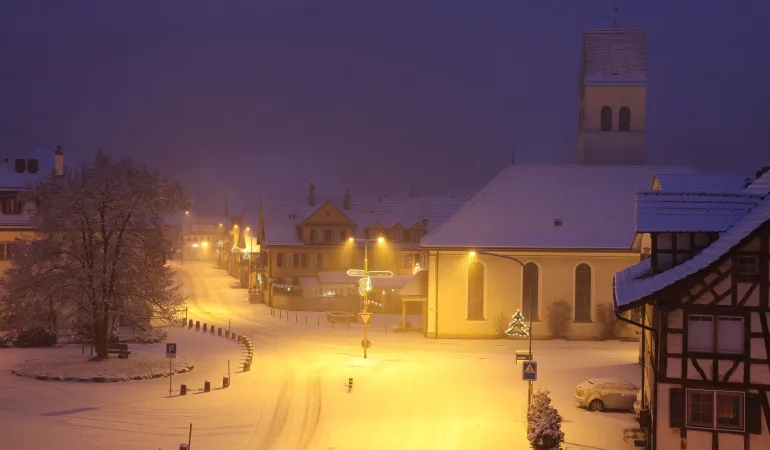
(614, 172, 770, 311)
(420, 164, 693, 250)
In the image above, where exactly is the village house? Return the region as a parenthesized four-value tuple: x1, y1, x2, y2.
(0, 146, 65, 278)
(226, 185, 466, 323)
(614, 168, 770, 450)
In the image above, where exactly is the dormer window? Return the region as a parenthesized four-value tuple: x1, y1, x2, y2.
(14, 159, 25, 173)
(27, 159, 39, 173)
(309, 229, 318, 243)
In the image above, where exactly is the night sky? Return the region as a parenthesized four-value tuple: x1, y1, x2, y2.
(1, 1, 769, 213)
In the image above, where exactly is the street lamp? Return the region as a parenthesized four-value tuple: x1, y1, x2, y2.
(246, 227, 252, 293)
(469, 250, 535, 413)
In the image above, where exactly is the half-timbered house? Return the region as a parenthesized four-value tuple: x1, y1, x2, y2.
(614, 168, 770, 449)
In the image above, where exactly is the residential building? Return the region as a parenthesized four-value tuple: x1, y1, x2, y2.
(179, 212, 226, 263)
(0, 146, 65, 277)
(614, 168, 770, 450)
(578, 28, 647, 165)
(418, 164, 694, 339)
(238, 184, 465, 316)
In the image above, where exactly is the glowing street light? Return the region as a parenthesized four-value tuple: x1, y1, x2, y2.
(201, 241, 208, 248)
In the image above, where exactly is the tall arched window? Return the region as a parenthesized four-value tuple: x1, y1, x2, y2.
(522, 263, 539, 321)
(619, 106, 631, 131)
(575, 264, 592, 322)
(600, 106, 612, 131)
(467, 261, 485, 320)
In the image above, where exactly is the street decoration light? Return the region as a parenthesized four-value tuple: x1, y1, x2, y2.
(506, 309, 529, 337)
(346, 236, 391, 358)
(469, 250, 536, 414)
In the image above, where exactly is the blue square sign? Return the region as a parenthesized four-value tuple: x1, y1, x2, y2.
(522, 361, 537, 381)
(166, 343, 177, 359)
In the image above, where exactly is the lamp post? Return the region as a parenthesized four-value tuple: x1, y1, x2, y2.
(347, 236, 387, 359)
(181, 211, 189, 266)
(246, 227, 252, 293)
(469, 250, 535, 414)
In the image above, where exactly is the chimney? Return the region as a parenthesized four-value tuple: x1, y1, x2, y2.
(308, 183, 316, 206)
(343, 190, 351, 210)
(54, 146, 64, 177)
(421, 218, 428, 228)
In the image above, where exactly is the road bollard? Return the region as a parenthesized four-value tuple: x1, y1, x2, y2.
(195, 321, 200, 331)
(180, 384, 187, 396)
(223, 376, 230, 388)
(225, 330, 230, 338)
(211, 326, 215, 334)
(218, 327, 222, 336)
(188, 319, 193, 328)
(203, 323, 207, 332)
(348, 377, 353, 392)
(305, 316, 308, 326)
(243, 360, 251, 372)
(279, 310, 282, 319)
(286, 312, 289, 322)
(317, 317, 320, 326)
(204, 380, 211, 392)
(180, 444, 189, 450)
(295, 313, 298, 323)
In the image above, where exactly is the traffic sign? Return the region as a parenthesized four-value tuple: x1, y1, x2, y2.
(522, 361, 537, 381)
(515, 350, 532, 363)
(166, 343, 177, 359)
(347, 269, 366, 277)
(359, 312, 373, 325)
(368, 270, 394, 278)
(361, 338, 371, 349)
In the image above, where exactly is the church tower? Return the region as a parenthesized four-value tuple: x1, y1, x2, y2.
(577, 28, 647, 165)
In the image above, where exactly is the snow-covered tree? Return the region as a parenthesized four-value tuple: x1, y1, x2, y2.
(527, 389, 565, 450)
(0, 151, 190, 360)
(506, 309, 530, 337)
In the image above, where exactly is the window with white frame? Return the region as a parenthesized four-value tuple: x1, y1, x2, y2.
(687, 315, 744, 353)
(687, 389, 744, 430)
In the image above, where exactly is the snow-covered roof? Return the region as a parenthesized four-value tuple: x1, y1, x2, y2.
(615, 194, 770, 310)
(399, 270, 428, 297)
(634, 192, 761, 233)
(249, 195, 466, 246)
(581, 29, 647, 84)
(745, 170, 770, 196)
(652, 172, 749, 194)
(0, 147, 59, 189)
(421, 164, 693, 250)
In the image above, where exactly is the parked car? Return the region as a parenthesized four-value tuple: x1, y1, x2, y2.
(574, 377, 639, 412)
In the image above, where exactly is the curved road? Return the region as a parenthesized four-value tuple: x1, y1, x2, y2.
(174, 261, 640, 450)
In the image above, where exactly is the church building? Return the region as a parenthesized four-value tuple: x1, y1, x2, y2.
(412, 28, 697, 340)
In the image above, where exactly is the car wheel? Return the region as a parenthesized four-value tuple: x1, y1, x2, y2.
(589, 399, 604, 412)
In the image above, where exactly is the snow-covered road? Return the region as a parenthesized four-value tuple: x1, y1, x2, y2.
(0, 261, 642, 449)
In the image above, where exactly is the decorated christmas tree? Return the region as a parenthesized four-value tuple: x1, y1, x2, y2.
(506, 309, 530, 337)
(527, 389, 565, 450)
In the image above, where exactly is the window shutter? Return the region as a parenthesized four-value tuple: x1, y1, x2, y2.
(746, 393, 762, 434)
(669, 388, 684, 428)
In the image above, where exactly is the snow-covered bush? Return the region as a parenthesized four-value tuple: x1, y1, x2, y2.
(595, 304, 623, 340)
(129, 327, 167, 344)
(0, 331, 15, 348)
(14, 327, 57, 348)
(527, 389, 565, 450)
(546, 300, 572, 338)
(492, 312, 509, 338)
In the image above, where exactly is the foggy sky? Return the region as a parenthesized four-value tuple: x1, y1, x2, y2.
(1, 0, 769, 214)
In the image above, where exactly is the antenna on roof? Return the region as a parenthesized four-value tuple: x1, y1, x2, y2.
(613, 4, 618, 28)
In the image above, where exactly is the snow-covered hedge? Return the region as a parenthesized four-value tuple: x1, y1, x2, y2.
(128, 327, 168, 344)
(527, 389, 565, 450)
(0, 331, 15, 348)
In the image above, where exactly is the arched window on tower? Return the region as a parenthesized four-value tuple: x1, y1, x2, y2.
(574, 264, 592, 322)
(467, 261, 485, 320)
(522, 263, 540, 321)
(600, 106, 612, 131)
(619, 106, 631, 131)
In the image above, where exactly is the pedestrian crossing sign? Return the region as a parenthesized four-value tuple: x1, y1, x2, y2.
(522, 361, 537, 381)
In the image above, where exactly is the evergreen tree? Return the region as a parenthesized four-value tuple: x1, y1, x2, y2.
(527, 389, 565, 450)
(506, 309, 530, 337)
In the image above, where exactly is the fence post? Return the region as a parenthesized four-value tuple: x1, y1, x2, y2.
(295, 313, 297, 323)
(317, 317, 320, 326)
(305, 316, 308, 326)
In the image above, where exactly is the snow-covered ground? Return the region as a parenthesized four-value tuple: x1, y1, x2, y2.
(0, 261, 642, 449)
